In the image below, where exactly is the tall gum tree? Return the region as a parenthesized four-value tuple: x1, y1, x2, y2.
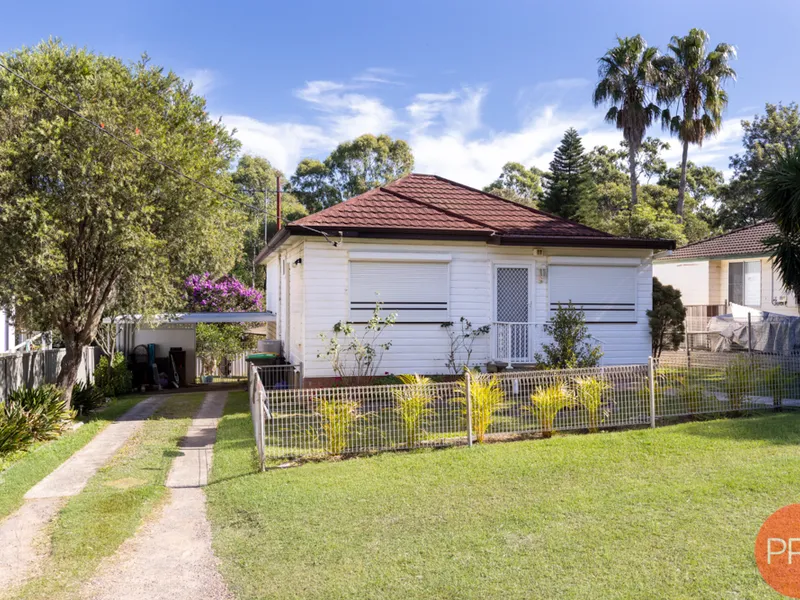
(0, 41, 246, 405)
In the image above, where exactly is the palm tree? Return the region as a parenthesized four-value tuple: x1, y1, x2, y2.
(593, 35, 661, 207)
(657, 29, 736, 219)
(762, 146, 800, 300)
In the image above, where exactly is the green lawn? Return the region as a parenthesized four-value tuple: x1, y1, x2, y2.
(11, 393, 205, 600)
(0, 394, 145, 521)
(208, 392, 798, 599)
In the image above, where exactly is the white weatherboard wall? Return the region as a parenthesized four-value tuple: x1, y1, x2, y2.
(652, 261, 710, 305)
(271, 237, 654, 379)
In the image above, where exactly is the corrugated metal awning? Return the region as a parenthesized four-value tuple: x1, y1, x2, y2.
(106, 312, 276, 324)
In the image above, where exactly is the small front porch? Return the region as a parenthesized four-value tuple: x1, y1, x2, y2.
(490, 321, 541, 365)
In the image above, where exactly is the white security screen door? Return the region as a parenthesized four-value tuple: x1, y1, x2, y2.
(495, 267, 531, 362)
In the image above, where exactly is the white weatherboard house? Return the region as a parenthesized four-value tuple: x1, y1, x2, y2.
(257, 174, 674, 385)
(653, 221, 799, 316)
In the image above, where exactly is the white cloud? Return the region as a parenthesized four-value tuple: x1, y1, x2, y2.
(410, 104, 615, 186)
(407, 87, 485, 136)
(659, 117, 744, 172)
(353, 67, 403, 85)
(221, 115, 334, 174)
(183, 68, 216, 96)
(220, 71, 746, 189)
(533, 78, 591, 92)
(295, 80, 397, 140)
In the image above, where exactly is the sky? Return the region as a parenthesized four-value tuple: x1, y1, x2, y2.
(2, 0, 799, 188)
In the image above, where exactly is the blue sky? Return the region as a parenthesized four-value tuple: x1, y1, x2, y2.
(3, 0, 799, 187)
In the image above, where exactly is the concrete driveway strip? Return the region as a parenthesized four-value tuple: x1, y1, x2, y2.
(84, 391, 231, 600)
(0, 395, 164, 592)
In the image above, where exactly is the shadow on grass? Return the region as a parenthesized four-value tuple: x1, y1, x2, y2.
(682, 410, 800, 445)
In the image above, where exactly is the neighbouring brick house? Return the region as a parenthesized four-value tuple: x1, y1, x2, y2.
(654, 220, 799, 316)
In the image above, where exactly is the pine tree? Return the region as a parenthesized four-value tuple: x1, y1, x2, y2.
(542, 128, 596, 221)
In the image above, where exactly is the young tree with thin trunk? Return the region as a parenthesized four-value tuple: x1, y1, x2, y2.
(657, 29, 736, 219)
(593, 35, 661, 209)
(0, 41, 246, 406)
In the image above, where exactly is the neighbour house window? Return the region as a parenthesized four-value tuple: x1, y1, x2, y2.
(549, 265, 637, 323)
(728, 261, 761, 307)
(349, 261, 449, 323)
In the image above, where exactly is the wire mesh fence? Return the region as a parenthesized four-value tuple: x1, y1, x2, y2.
(248, 354, 800, 467)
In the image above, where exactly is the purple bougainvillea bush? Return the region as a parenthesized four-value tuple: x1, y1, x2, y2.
(184, 273, 264, 313)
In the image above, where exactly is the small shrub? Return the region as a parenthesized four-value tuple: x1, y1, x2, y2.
(530, 384, 572, 438)
(573, 376, 611, 432)
(676, 373, 707, 415)
(71, 382, 107, 415)
(723, 356, 753, 411)
(441, 317, 491, 374)
(0, 403, 35, 455)
(534, 302, 603, 369)
(393, 374, 435, 446)
(318, 302, 397, 385)
(94, 352, 132, 397)
(648, 278, 686, 358)
(316, 397, 361, 455)
(1, 385, 74, 454)
(761, 365, 791, 410)
(457, 373, 505, 443)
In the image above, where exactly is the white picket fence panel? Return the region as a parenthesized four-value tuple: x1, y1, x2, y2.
(0, 346, 101, 402)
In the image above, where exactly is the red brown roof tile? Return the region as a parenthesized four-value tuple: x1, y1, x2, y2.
(261, 173, 674, 259)
(384, 175, 611, 237)
(295, 186, 492, 232)
(656, 221, 777, 261)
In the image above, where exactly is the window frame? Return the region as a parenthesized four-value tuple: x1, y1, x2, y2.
(728, 260, 762, 308)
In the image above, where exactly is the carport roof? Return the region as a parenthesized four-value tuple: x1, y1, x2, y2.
(106, 312, 275, 324)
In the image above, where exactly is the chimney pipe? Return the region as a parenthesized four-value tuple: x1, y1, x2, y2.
(276, 175, 282, 231)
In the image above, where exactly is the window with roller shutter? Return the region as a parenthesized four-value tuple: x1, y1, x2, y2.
(349, 261, 450, 323)
(549, 265, 637, 324)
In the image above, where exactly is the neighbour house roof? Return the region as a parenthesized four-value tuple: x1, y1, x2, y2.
(257, 173, 675, 261)
(655, 220, 778, 261)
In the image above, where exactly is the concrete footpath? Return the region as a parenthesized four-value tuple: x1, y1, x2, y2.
(0, 396, 164, 591)
(83, 391, 230, 600)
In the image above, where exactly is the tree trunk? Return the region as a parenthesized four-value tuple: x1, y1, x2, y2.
(56, 333, 84, 409)
(677, 140, 689, 220)
(628, 147, 638, 208)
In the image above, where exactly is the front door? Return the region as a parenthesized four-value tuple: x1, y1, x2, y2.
(495, 266, 531, 362)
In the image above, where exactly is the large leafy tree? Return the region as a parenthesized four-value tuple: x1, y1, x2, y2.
(717, 103, 800, 229)
(761, 146, 800, 301)
(659, 161, 723, 205)
(625, 137, 670, 183)
(542, 128, 596, 221)
(291, 134, 414, 212)
(593, 35, 661, 208)
(0, 41, 245, 405)
(230, 155, 307, 288)
(483, 162, 545, 206)
(579, 140, 710, 243)
(657, 28, 736, 218)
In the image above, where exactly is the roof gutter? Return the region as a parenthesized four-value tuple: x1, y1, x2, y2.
(255, 227, 291, 264)
(491, 234, 676, 251)
(257, 226, 676, 260)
